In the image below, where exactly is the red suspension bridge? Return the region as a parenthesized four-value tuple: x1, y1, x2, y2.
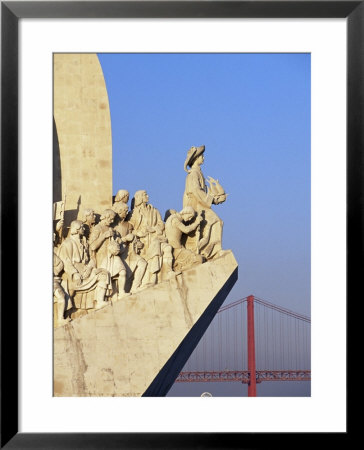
(175, 295, 311, 396)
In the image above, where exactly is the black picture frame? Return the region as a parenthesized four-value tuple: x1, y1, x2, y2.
(1, 1, 355, 448)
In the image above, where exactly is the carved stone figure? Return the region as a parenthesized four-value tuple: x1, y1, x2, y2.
(58, 220, 110, 310)
(113, 202, 134, 241)
(53, 198, 66, 244)
(54, 219, 64, 248)
(165, 206, 205, 272)
(113, 189, 129, 209)
(125, 236, 148, 293)
(89, 209, 128, 297)
(99, 240, 128, 299)
(183, 145, 226, 259)
(113, 202, 148, 293)
(164, 209, 177, 223)
(89, 209, 117, 265)
(129, 190, 174, 284)
(53, 244, 70, 326)
(83, 208, 96, 240)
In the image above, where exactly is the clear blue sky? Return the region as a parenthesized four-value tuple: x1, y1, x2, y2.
(98, 53, 311, 396)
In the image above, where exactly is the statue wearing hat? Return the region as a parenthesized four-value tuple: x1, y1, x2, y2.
(182, 145, 227, 259)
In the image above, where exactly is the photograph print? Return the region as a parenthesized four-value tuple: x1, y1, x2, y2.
(53, 53, 310, 397)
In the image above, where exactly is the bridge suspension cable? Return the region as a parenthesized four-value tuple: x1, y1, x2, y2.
(176, 295, 311, 395)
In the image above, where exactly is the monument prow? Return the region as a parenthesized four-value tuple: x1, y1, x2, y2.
(54, 250, 238, 397)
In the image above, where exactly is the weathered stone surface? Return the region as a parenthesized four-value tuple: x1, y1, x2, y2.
(53, 53, 112, 219)
(54, 250, 238, 396)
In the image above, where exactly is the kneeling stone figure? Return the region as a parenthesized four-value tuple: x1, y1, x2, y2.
(165, 206, 205, 272)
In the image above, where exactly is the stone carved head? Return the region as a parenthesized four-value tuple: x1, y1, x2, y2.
(113, 202, 129, 220)
(83, 208, 96, 224)
(180, 206, 196, 222)
(70, 220, 84, 235)
(100, 209, 116, 225)
(184, 145, 205, 172)
(114, 189, 129, 204)
(133, 190, 148, 207)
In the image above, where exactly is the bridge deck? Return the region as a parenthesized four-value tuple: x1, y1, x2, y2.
(176, 370, 311, 383)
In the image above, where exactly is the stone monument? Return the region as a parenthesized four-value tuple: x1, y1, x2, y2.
(53, 54, 238, 396)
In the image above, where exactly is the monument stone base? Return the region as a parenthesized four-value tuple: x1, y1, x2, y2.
(54, 250, 238, 397)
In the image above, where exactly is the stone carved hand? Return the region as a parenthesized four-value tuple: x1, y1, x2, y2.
(73, 272, 82, 286)
(83, 267, 92, 279)
(123, 233, 134, 242)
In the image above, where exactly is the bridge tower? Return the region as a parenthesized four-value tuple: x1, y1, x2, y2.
(247, 295, 257, 397)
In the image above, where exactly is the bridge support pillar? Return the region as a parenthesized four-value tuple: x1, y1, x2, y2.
(247, 295, 257, 397)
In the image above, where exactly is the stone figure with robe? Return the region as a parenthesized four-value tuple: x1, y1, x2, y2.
(129, 190, 174, 284)
(89, 209, 127, 299)
(183, 145, 226, 259)
(58, 220, 110, 310)
(113, 201, 147, 293)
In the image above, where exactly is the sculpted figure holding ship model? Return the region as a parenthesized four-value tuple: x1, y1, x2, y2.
(183, 145, 227, 259)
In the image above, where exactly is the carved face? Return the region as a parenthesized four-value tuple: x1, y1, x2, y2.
(134, 190, 148, 207)
(105, 215, 115, 226)
(142, 191, 149, 204)
(115, 189, 129, 204)
(117, 205, 128, 220)
(88, 212, 96, 224)
(77, 224, 85, 236)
